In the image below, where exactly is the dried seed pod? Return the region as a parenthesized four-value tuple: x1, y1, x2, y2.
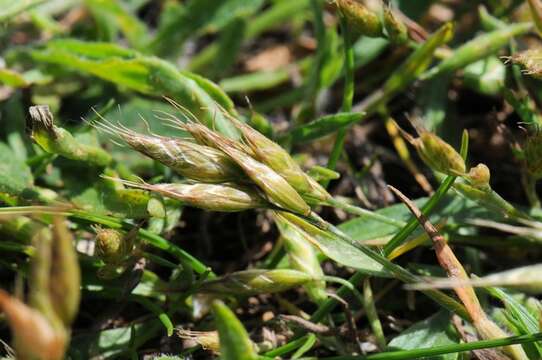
(383, 6, 408, 44)
(335, 0, 383, 38)
(274, 212, 327, 303)
(111, 178, 267, 212)
(181, 123, 311, 215)
(94, 120, 242, 183)
(524, 132, 542, 179)
(199, 269, 314, 296)
(28, 105, 111, 166)
(0, 290, 67, 360)
(397, 121, 466, 176)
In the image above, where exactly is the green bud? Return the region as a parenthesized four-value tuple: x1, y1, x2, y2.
(335, 0, 383, 38)
(199, 269, 314, 296)
(28, 105, 112, 166)
(467, 163, 491, 189)
(94, 226, 124, 263)
(412, 131, 466, 176)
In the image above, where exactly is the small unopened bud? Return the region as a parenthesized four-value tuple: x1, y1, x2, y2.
(467, 163, 491, 188)
(177, 329, 220, 354)
(398, 122, 466, 176)
(383, 6, 408, 44)
(0, 290, 67, 360)
(94, 227, 125, 263)
(111, 178, 267, 212)
(28, 105, 111, 166)
(524, 132, 542, 179)
(335, 0, 383, 37)
(199, 269, 314, 296)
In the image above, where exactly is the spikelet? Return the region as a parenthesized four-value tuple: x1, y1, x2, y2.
(108, 177, 267, 212)
(467, 163, 491, 189)
(93, 118, 242, 183)
(180, 122, 311, 215)
(199, 269, 314, 296)
(227, 115, 332, 203)
(396, 120, 466, 176)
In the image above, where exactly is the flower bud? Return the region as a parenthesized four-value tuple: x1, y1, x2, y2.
(411, 131, 466, 176)
(0, 290, 67, 360)
(335, 0, 383, 38)
(177, 329, 220, 354)
(94, 226, 124, 263)
(28, 105, 111, 166)
(467, 163, 491, 188)
(199, 269, 314, 296)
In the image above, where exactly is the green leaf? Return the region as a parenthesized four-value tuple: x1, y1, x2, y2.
(388, 310, 460, 360)
(0, 0, 46, 22)
(31, 39, 240, 139)
(212, 300, 258, 360)
(0, 142, 33, 196)
(286, 112, 364, 144)
(487, 287, 542, 358)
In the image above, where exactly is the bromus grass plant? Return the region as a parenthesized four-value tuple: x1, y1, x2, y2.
(1, 1, 542, 359)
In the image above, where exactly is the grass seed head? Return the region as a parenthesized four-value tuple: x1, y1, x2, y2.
(509, 48, 542, 79)
(181, 123, 312, 215)
(199, 269, 314, 296)
(113, 178, 267, 212)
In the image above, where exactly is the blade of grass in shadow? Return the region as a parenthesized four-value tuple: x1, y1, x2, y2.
(324, 13, 355, 187)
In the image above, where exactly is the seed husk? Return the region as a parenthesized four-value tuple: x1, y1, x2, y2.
(110, 177, 267, 212)
(334, 0, 383, 38)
